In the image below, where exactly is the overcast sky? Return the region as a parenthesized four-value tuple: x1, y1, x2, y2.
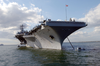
(0, 0, 100, 45)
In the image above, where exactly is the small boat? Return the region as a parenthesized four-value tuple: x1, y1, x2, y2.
(18, 44, 26, 47)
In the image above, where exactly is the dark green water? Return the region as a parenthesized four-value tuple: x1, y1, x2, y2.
(0, 41, 100, 66)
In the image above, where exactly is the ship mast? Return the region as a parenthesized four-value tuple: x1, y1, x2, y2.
(20, 24, 25, 33)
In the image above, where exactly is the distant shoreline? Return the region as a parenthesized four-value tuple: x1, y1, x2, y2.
(1, 41, 100, 45)
(64, 41, 100, 43)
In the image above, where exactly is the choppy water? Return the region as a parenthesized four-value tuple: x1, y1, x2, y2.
(0, 41, 100, 66)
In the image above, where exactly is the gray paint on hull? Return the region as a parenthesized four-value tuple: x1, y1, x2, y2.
(50, 26, 83, 45)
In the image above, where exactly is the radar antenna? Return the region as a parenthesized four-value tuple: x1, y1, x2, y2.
(20, 24, 25, 33)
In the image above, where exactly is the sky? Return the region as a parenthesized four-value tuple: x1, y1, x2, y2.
(0, 0, 100, 45)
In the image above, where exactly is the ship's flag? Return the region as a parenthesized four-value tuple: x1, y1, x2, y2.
(66, 5, 68, 7)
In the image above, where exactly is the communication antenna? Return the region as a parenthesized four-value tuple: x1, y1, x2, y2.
(65, 5, 68, 21)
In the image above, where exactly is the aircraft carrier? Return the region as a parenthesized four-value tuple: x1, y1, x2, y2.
(15, 19, 87, 49)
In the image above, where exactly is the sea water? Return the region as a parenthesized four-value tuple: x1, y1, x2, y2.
(0, 41, 100, 66)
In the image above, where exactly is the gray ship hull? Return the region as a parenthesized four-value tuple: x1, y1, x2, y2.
(23, 21, 87, 49)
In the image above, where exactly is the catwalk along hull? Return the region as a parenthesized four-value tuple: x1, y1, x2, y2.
(23, 21, 87, 49)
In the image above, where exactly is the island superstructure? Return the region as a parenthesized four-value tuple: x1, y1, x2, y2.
(15, 19, 87, 49)
(15, 25, 28, 45)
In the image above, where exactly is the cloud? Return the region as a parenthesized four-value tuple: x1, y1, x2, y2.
(94, 26, 100, 33)
(0, 1, 42, 28)
(78, 4, 100, 28)
(65, 4, 100, 42)
(0, 1, 43, 44)
(0, 1, 100, 44)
